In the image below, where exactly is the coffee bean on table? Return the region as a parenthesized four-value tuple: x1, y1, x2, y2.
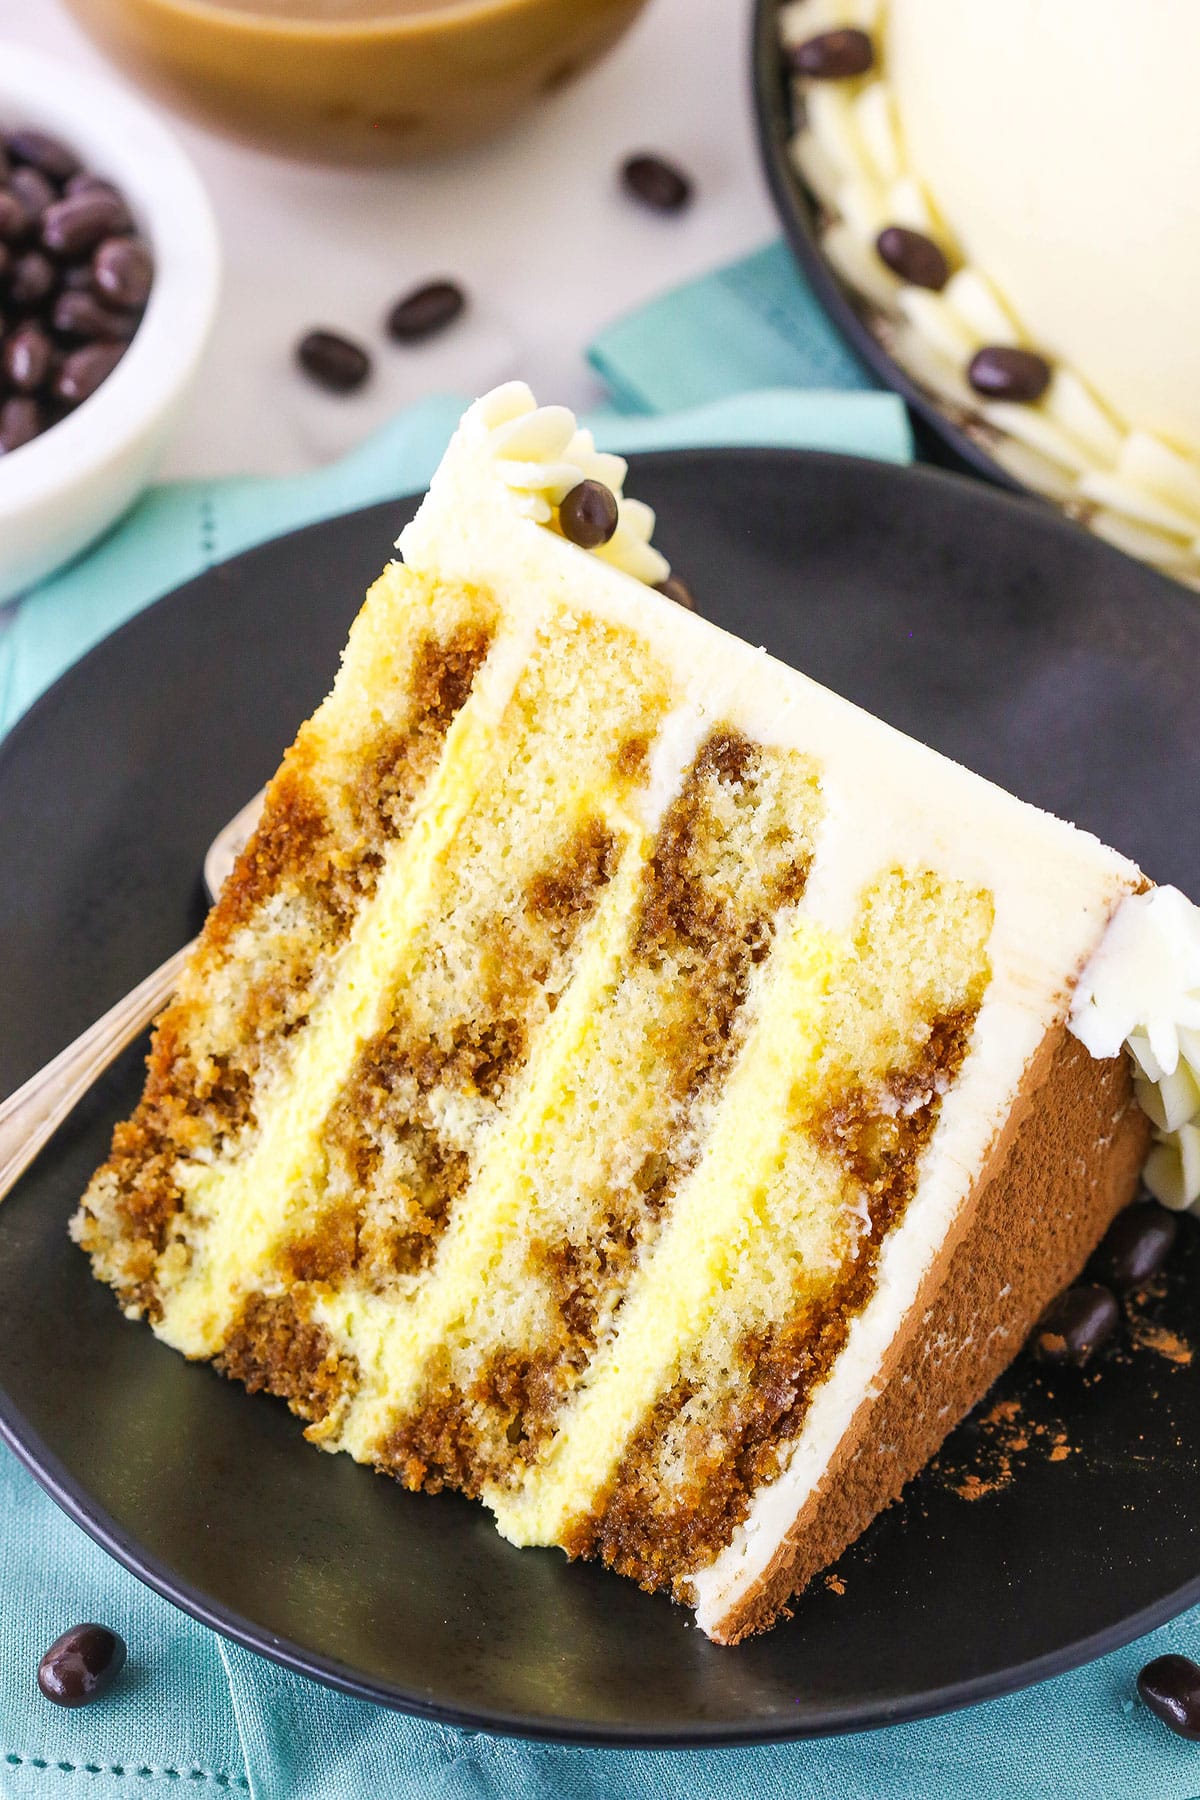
(1137, 1655, 1200, 1740)
(54, 341, 126, 407)
(37, 1623, 126, 1708)
(621, 153, 694, 214)
(876, 225, 950, 291)
(6, 126, 80, 183)
(656, 573, 696, 611)
(42, 189, 131, 257)
(296, 329, 371, 394)
(968, 345, 1052, 403)
(1028, 1283, 1119, 1367)
(92, 236, 154, 310)
(559, 479, 619, 548)
(386, 279, 465, 343)
(2, 322, 53, 393)
(786, 28, 875, 79)
(0, 396, 43, 453)
(1091, 1200, 1179, 1291)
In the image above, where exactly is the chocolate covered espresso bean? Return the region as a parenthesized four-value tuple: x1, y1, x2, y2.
(0, 396, 42, 453)
(1029, 1284, 1119, 1367)
(621, 153, 694, 213)
(92, 236, 154, 310)
(968, 346, 1052, 403)
(6, 127, 79, 183)
(37, 1624, 127, 1708)
(787, 28, 875, 78)
(3, 322, 52, 393)
(1138, 1655, 1200, 1740)
(42, 189, 132, 257)
(52, 289, 138, 343)
(0, 125, 152, 453)
(54, 341, 126, 406)
(1091, 1200, 1179, 1291)
(876, 225, 950, 291)
(559, 479, 619, 548)
(387, 279, 465, 342)
(296, 329, 371, 393)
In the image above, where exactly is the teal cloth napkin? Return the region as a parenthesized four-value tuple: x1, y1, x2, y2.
(1, 244, 1196, 1800)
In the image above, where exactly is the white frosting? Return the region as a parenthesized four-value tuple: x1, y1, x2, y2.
(1069, 885, 1200, 1211)
(783, 0, 1200, 588)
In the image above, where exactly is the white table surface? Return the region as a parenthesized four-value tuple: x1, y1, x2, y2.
(0, 0, 778, 480)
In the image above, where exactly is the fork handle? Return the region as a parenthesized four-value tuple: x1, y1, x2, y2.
(0, 940, 194, 1205)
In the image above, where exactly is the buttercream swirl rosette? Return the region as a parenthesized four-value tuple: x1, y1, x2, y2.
(1070, 886, 1200, 1211)
(476, 383, 670, 587)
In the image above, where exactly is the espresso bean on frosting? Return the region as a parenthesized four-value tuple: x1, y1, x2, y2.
(559, 479, 619, 549)
(968, 345, 1052, 403)
(787, 28, 875, 79)
(876, 225, 950, 292)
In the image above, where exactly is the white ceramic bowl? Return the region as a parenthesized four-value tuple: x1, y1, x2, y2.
(0, 44, 220, 602)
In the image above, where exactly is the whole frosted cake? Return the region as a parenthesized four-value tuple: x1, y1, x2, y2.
(782, 0, 1200, 585)
(74, 385, 1197, 1641)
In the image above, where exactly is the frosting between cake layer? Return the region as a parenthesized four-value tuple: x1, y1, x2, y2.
(780, 0, 1200, 586)
(1069, 885, 1200, 1212)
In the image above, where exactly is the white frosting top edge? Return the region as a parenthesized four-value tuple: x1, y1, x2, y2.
(1068, 885, 1200, 1212)
(398, 381, 670, 587)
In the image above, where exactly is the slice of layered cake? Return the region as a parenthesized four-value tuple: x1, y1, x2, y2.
(73, 384, 1194, 1642)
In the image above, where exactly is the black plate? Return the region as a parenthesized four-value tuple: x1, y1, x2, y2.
(1, 450, 1199, 1747)
(751, 0, 1025, 489)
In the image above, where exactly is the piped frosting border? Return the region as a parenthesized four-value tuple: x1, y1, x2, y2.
(778, 0, 1200, 588)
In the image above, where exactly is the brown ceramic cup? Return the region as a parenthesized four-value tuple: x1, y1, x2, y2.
(62, 0, 651, 162)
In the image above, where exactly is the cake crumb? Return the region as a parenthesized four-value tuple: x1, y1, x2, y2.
(825, 1574, 846, 1595)
(933, 1388, 1085, 1504)
(1128, 1317, 1193, 1367)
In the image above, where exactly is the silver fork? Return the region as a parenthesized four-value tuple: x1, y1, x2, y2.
(0, 788, 265, 1204)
